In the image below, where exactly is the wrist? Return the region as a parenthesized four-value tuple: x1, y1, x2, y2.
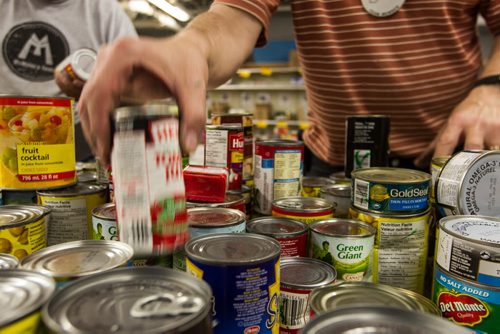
(472, 74, 500, 89)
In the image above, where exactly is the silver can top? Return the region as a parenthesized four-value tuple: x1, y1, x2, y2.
(0, 253, 19, 269)
(42, 266, 212, 334)
(280, 257, 336, 289)
(185, 233, 281, 265)
(273, 197, 333, 213)
(0, 204, 51, 229)
(351, 167, 431, 184)
(439, 215, 500, 246)
(21, 240, 133, 280)
(37, 182, 107, 197)
(0, 269, 55, 327)
(92, 202, 116, 221)
(246, 216, 308, 238)
(310, 218, 376, 238)
(320, 183, 351, 198)
(113, 101, 178, 122)
(188, 207, 245, 228)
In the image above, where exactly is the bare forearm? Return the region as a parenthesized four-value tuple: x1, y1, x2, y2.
(177, 4, 262, 89)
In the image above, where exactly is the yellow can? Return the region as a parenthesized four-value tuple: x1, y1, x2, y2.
(0, 96, 76, 189)
(0, 205, 51, 261)
(37, 183, 108, 246)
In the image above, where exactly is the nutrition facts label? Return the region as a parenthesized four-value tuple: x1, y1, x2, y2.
(42, 198, 87, 246)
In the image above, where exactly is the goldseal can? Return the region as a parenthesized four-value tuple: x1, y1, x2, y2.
(436, 150, 500, 216)
(309, 281, 441, 316)
(310, 219, 376, 281)
(254, 140, 304, 215)
(21, 240, 133, 286)
(433, 265, 499, 333)
(55, 48, 96, 82)
(247, 216, 309, 257)
(42, 267, 213, 334)
(436, 215, 500, 285)
(301, 177, 335, 198)
(0, 96, 76, 189)
(351, 167, 431, 214)
(37, 182, 108, 245)
(0, 269, 55, 334)
(302, 306, 473, 334)
(279, 257, 336, 334)
(91, 202, 117, 241)
(348, 206, 431, 294)
(111, 102, 188, 257)
(0, 204, 50, 261)
(320, 184, 351, 218)
(185, 233, 280, 334)
(0, 253, 18, 269)
(272, 197, 333, 225)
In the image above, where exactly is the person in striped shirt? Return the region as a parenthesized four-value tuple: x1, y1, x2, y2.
(78, 0, 500, 175)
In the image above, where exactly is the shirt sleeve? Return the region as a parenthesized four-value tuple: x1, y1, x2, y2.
(479, 0, 500, 36)
(102, 0, 138, 41)
(212, 0, 281, 46)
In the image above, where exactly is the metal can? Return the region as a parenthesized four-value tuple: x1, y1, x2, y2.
(37, 182, 108, 246)
(91, 202, 117, 241)
(246, 216, 309, 257)
(301, 177, 335, 198)
(328, 171, 351, 184)
(42, 267, 213, 334)
(272, 197, 333, 225)
(55, 48, 96, 81)
(188, 207, 246, 238)
(430, 156, 450, 202)
(320, 184, 351, 218)
(309, 281, 441, 316)
(0, 253, 18, 269)
(433, 265, 499, 333)
(351, 167, 431, 214)
(436, 150, 500, 216)
(187, 193, 246, 214)
(302, 306, 473, 334)
(0, 204, 51, 261)
(436, 215, 500, 285)
(345, 115, 390, 177)
(205, 124, 244, 190)
(228, 184, 253, 217)
(279, 257, 336, 334)
(0, 189, 37, 205)
(0, 269, 55, 334)
(21, 240, 133, 286)
(348, 206, 431, 294)
(0, 96, 76, 190)
(185, 233, 280, 334)
(310, 219, 376, 282)
(111, 102, 188, 257)
(254, 140, 304, 215)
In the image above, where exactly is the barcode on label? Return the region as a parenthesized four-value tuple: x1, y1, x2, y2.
(354, 179, 369, 210)
(280, 292, 309, 328)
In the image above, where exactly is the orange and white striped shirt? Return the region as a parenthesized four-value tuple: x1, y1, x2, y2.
(214, 0, 500, 167)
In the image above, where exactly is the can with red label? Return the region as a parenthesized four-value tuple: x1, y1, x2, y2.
(111, 102, 188, 257)
(279, 257, 336, 334)
(254, 140, 304, 215)
(272, 197, 333, 225)
(246, 216, 309, 257)
(205, 124, 244, 190)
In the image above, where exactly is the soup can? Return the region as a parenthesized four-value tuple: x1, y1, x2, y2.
(310, 219, 376, 281)
(21, 240, 133, 287)
(187, 207, 246, 238)
(430, 156, 450, 202)
(0, 204, 51, 261)
(433, 265, 499, 333)
(0, 253, 19, 269)
(351, 167, 431, 214)
(435, 215, 500, 286)
(301, 177, 335, 198)
(55, 48, 96, 82)
(254, 140, 304, 215)
(0, 269, 55, 334)
(111, 102, 188, 257)
(279, 257, 336, 334)
(328, 171, 351, 185)
(301, 306, 473, 334)
(348, 206, 431, 294)
(205, 124, 244, 190)
(320, 184, 351, 218)
(246, 216, 309, 257)
(0, 96, 76, 190)
(436, 150, 500, 216)
(185, 233, 280, 334)
(42, 267, 213, 334)
(187, 193, 246, 214)
(309, 281, 440, 316)
(272, 197, 333, 225)
(37, 182, 108, 246)
(91, 202, 117, 241)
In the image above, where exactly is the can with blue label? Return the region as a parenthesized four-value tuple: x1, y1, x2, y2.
(185, 233, 281, 334)
(351, 167, 431, 214)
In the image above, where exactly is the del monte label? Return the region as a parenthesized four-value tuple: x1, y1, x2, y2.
(438, 291, 489, 326)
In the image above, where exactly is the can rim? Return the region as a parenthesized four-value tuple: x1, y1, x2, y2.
(37, 182, 108, 197)
(351, 167, 431, 184)
(0, 204, 51, 229)
(310, 218, 376, 238)
(246, 216, 308, 237)
(438, 215, 500, 247)
(272, 197, 333, 213)
(280, 257, 336, 289)
(188, 207, 246, 228)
